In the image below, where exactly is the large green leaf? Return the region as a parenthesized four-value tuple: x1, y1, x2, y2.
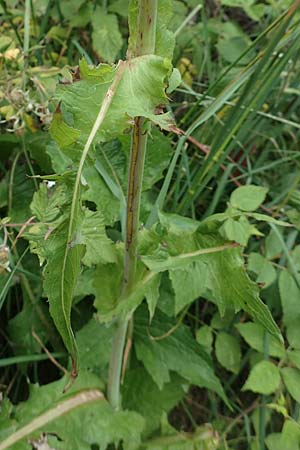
(140, 212, 280, 336)
(27, 181, 116, 371)
(0, 373, 144, 450)
(134, 305, 228, 405)
(43, 221, 85, 372)
(52, 56, 175, 152)
(27, 180, 83, 368)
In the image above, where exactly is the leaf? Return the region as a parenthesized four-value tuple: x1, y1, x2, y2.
(202, 210, 290, 228)
(236, 322, 285, 358)
(93, 258, 123, 317)
(216, 33, 254, 65)
(46, 140, 73, 173)
(168, 261, 209, 314)
(7, 300, 52, 357)
(60, 0, 86, 18)
(219, 216, 260, 246)
(279, 270, 300, 348)
(75, 268, 96, 299)
(230, 185, 268, 211)
(196, 325, 214, 354)
(93, 243, 162, 322)
(76, 318, 115, 378)
(54, 56, 175, 151)
(141, 241, 240, 272)
(142, 131, 173, 190)
(140, 213, 280, 337)
(167, 67, 181, 93)
(27, 179, 117, 371)
(248, 253, 277, 289)
(281, 367, 300, 403)
(265, 229, 283, 259)
(43, 222, 85, 371)
(134, 305, 228, 405)
(0, 372, 144, 450)
(50, 110, 80, 147)
(122, 367, 185, 436)
(242, 360, 280, 394)
(145, 273, 161, 320)
(83, 163, 120, 226)
(215, 332, 241, 374)
(27, 132, 53, 173)
(30, 182, 67, 223)
(91, 8, 123, 63)
(247, 213, 290, 227)
(98, 129, 173, 196)
(220, 0, 266, 21)
(96, 270, 162, 323)
(109, 0, 129, 17)
(81, 209, 116, 266)
(266, 421, 300, 450)
(287, 350, 300, 369)
(145, 420, 219, 450)
(211, 310, 235, 330)
(70, 3, 93, 27)
(280, 421, 300, 450)
(115, 272, 161, 321)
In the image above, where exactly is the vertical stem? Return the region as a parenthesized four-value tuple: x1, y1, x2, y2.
(107, 0, 158, 410)
(135, 1, 157, 56)
(123, 118, 148, 290)
(23, 0, 31, 89)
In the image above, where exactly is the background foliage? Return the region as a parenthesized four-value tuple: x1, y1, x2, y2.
(0, 1, 300, 449)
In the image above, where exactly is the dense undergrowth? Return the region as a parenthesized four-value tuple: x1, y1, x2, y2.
(0, 1, 300, 449)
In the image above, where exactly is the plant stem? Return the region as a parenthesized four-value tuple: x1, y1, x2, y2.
(107, 0, 158, 410)
(23, 0, 31, 89)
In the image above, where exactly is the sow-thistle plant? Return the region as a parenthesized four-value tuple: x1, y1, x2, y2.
(2, 0, 300, 449)
(27, 0, 280, 400)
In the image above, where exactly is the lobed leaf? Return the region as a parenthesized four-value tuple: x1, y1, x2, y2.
(140, 212, 281, 336)
(134, 305, 228, 405)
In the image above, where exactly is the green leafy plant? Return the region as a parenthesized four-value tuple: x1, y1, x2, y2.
(1, 1, 300, 449)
